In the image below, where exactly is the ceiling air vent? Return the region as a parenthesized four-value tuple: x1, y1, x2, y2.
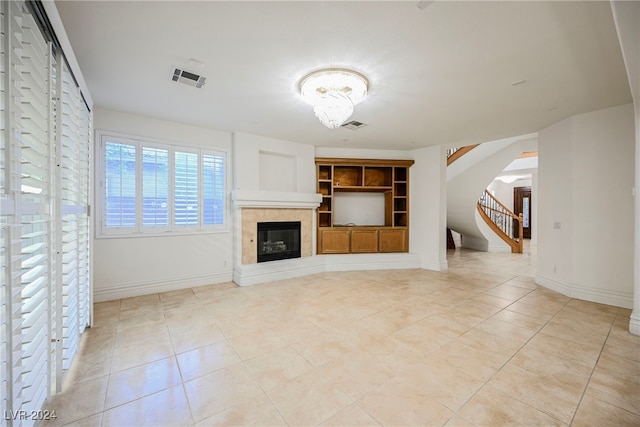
(171, 68, 206, 88)
(341, 120, 367, 130)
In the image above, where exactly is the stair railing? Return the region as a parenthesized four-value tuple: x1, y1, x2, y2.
(446, 144, 479, 165)
(477, 189, 523, 253)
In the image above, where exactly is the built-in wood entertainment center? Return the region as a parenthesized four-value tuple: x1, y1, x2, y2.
(315, 157, 414, 254)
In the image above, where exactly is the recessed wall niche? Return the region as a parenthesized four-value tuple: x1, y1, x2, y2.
(259, 151, 296, 192)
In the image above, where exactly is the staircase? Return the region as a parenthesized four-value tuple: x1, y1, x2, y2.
(447, 145, 479, 166)
(446, 133, 537, 252)
(477, 190, 524, 253)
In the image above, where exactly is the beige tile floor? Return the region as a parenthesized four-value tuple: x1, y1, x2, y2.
(42, 247, 640, 426)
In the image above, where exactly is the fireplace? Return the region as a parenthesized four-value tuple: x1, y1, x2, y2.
(257, 221, 301, 263)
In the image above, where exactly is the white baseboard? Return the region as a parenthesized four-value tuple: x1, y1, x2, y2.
(461, 236, 511, 253)
(233, 256, 324, 286)
(422, 259, 448, 271)
(630, 312, 640, 336)
(323, 253, 422, 272)
(487, 244, 512, 253)
(461, 236, 488, 252)
(95, 253, 436, 299)
(535, 273, 633, 309)
(234, 253, 423, 286)
(94, 271, 233, 302)
(534, 273, 573, 297)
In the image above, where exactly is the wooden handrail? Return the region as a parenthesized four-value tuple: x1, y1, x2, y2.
(483, 200, 518, 219)
(447, 144, 479, 165)
(477, 189, 523, 254)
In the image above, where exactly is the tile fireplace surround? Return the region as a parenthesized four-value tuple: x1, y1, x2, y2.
(242, 208, 312, 265)
(231, 190, 323, 286)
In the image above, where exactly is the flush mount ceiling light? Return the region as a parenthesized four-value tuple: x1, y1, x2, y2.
(497, 175, 523, 184)
(299, 68, 369, 130)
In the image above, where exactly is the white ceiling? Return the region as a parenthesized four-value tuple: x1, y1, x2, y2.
(54, 0, 632, 150)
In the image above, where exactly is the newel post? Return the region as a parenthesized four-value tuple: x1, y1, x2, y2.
(518, 213, 524, 254)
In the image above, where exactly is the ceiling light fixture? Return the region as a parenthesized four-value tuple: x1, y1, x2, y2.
(496, 175, 522, 184)
(299, 68, 369, 130)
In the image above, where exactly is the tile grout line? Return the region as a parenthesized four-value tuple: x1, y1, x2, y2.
(450, 293, 572, 424)
(73, 252, 636, 427)
(567, 308, 618, 427)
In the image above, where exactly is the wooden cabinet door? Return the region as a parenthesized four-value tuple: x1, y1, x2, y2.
(379, 228, 407, 252)
(351, 229, 379, 253)
(319, 230, 350, 254)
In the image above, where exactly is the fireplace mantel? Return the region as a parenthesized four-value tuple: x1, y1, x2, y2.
(232, 189, 322, 209)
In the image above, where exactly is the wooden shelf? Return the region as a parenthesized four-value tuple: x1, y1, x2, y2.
(318, 181, 332, 196)
(318, 212, 332, 227)
(364, 167, 392, 187)
(315, 158, 414, 254)
(394, 167, 407, 181)
(334, 166, 363, 187)
(394, 183, 407, 197)
(318, 165, 332, 180)
(334, 185, 391, 192)
(319, 197, 331, 212)
(393, 198, 407, 211)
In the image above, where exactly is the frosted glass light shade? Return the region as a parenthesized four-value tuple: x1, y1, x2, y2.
(299, 68, 369, 129)
(312, 90, 354, 130)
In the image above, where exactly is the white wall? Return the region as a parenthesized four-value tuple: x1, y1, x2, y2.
(610, 0, 640, 334)
(93, 108, 234, 301)
(531, 170, 538, 246)
(315, 147, 414, 161)
(410, 145, 448, 270)
(536, 103, 635, 308)
(488, 177, 532, 212)
(333, 193, 386, 226)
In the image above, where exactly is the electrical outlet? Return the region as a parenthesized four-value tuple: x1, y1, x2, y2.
(553, 222, 561, 229)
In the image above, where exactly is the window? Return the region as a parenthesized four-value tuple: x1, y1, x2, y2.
(98, 132, 227, 236)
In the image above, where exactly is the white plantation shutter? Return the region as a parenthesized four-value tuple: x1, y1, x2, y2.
(103, 140, 136, 230)
(18, 5, 51, 422)
(76, 99, 91, 334)
(174, 150, 199, 226)
(1, 2, 9, 419)
(57, 59, 89, 372)
(202, 152, 225, 226)
(58, 60, 79, 372)
(47, 44, 57, 396)
(100, 137, 227, 235)
(5, 225, 24, 422)
(1, 35, 52, 427)
(142, 146, 169, 228)
(1, 1, 93, 423)
(0, 224, 8, 420)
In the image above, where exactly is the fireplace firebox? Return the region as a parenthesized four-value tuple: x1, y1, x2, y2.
(257, 221, 301, 263)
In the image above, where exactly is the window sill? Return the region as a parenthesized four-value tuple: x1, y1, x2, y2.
(96, 228, 230, 239)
